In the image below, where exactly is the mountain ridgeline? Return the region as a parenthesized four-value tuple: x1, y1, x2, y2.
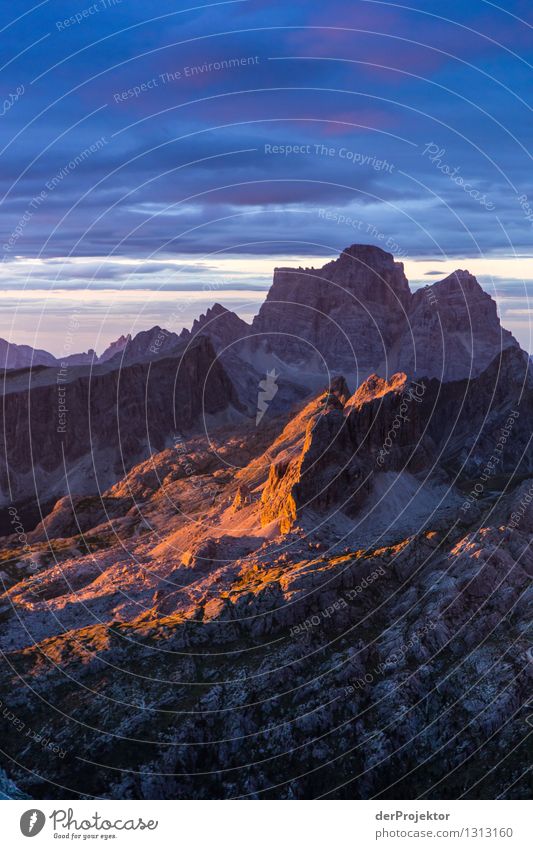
(0, 245, 531, 800)
(0, 244, 527, 517)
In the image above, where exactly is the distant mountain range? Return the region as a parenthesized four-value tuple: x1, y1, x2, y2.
(1, 244, 520, 382)
(0, 245, 525, 513)
(0, 333, 128, 370)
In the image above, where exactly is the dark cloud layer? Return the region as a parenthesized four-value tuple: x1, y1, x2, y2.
(0, 0, 531, 266)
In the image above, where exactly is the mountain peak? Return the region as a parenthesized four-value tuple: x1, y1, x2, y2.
(346, 371, 409, 411)
(99, 333, 132, 362)
(321, 242, 409, 294)
(192, 303, 229, 325)
(185, 303, 249, 340)
(339, 242, 395, 261)
(253, 242, 411, 376)
(383, 268, 520, 381)
(206, 302, 230, 315)
(433, 269, 482, 293)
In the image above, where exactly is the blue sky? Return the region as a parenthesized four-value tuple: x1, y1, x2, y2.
(0, 0, 532, 353)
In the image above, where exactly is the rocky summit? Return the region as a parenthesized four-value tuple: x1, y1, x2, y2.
(0, 244, 530, 800)
(251, 245, 519, 384)
(253, 244, 412, 379)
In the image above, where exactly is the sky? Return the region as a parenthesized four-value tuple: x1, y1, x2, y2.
(0, 0, 531, 354)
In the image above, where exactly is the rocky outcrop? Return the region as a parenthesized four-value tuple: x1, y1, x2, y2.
(260, 377, 369, 532)
(28, 494, 129, 543)
(345, 373, 434, 471)
(253, 247, 519, 383)
(231, 483, 252, 511)
(384, 270, 519, 380)
(260, 373, 426, 533)
(0, 450, 530, 800)
(179, 303, 251, 352)
(102, 326, 181, 364)
(260, 345, 533, 533)
(253, 244, 411, 378)
(344, 371, 408, 410)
